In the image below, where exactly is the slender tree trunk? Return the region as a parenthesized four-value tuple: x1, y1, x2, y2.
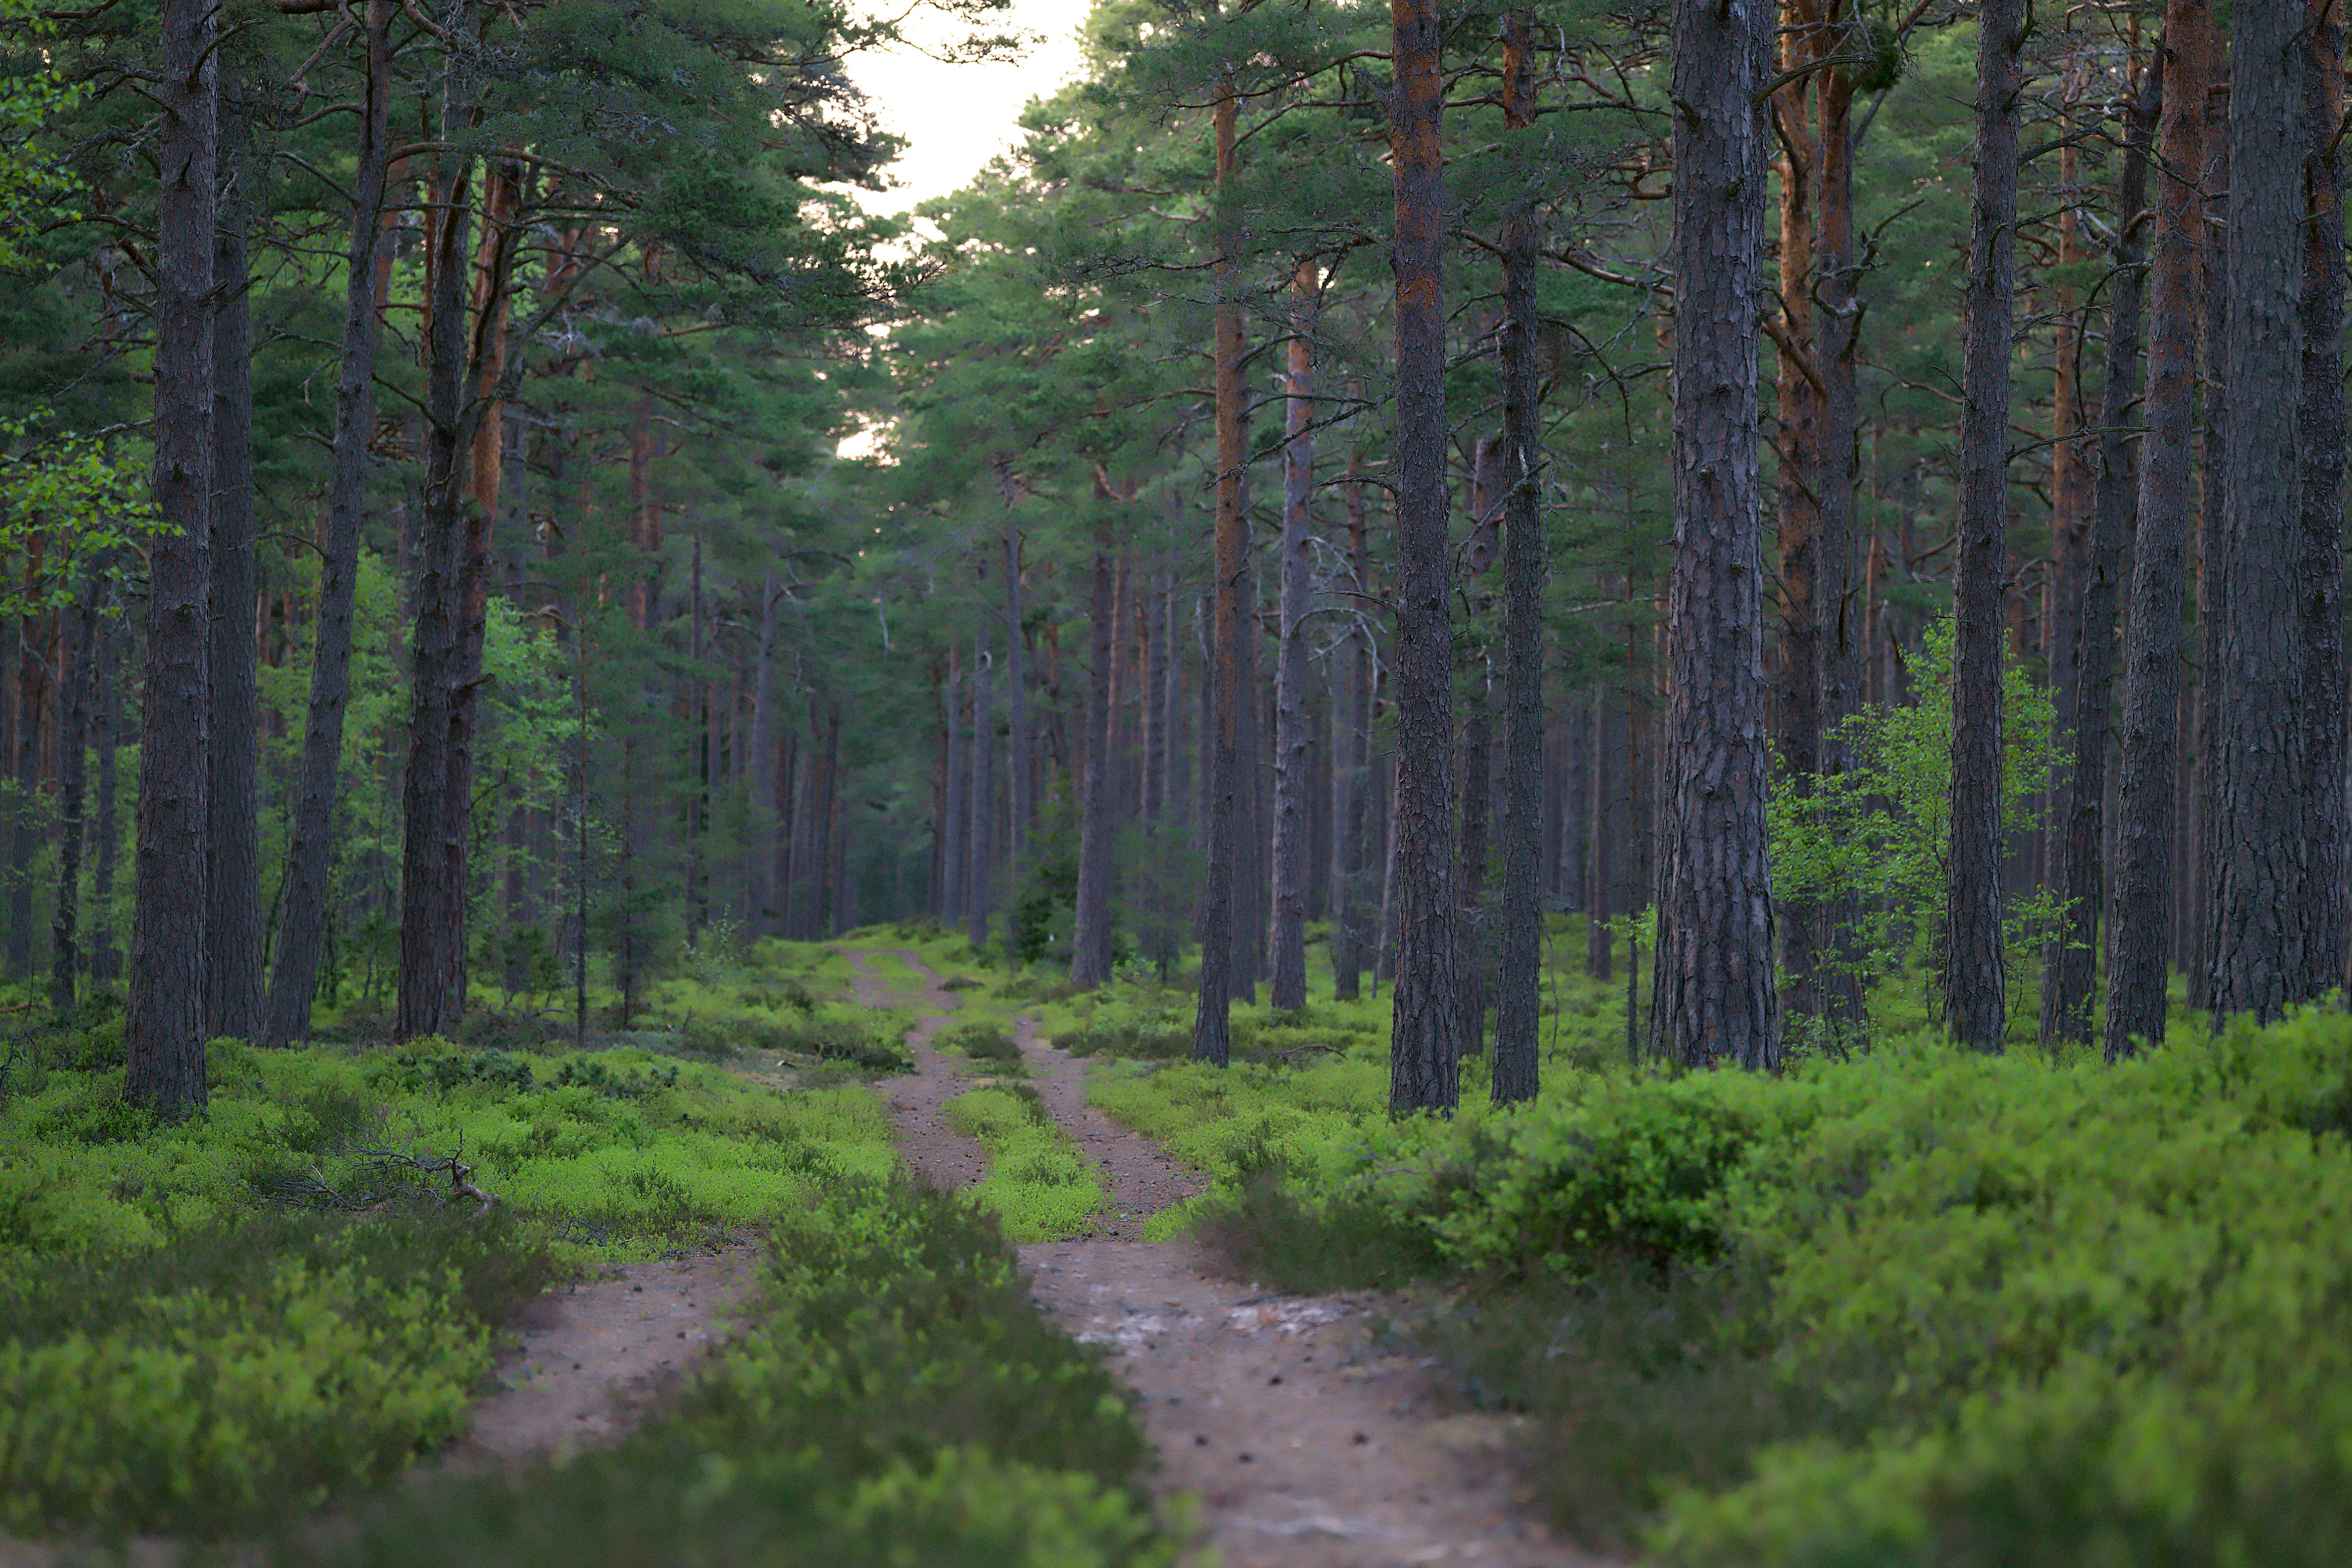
(941, 650, 964, 923)
(91, 596, 119, 986)
(50, 577, 101, 1008)
(1812, 43, 1866, 1037)
(751, 575, 779, 929)
(8, 585, 41, 979)
(1269, 259, 1317, 1011)
(967, 630, 993, 947)
(1332, 452, 1373, 1002)
(1387, 0, 1463, 1110)
(207, 85, 261, 1043)
(2209, 0, 2309, 1022)
(127, 0, 217, 1112)
(1650, 0, 1776, 1070)
(395, 3, 481, 1040)
(2043, 54, 2156, 1048)
(2298, 0, 2347, 996)
(1587, 683, 1613, 981)
(1002, 516, 1031, 874)
(1456, 671, 1492, 1051)
(1493, 9, 1546, 1103)
(1943, 0, 2027, 1052)
(1193, 73, 1243, 1067)
(1073, 518, 1117, 987)
(1772, 1, 1825, 1024)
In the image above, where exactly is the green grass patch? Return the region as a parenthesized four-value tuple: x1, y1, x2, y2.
(298, 1179, 1183, 1568)
(0, 989, 906, 1541)
(944, 1084, 1104, 1242)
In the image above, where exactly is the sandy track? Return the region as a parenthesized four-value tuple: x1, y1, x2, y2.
(858, 946, 1592, 1568)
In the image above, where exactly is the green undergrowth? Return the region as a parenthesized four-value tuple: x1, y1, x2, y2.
(936, 1018, 1020, 1068)
(945, 1083, 1105, 1241)
(284, 1179, 1182, 1568)
(1184, 1008, 2352, 1565)
(0, 989, 904, 1541)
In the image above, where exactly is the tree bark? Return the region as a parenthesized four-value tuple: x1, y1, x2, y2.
(2187, 74, 2230, 1016)
(2209, 0, 2310, 1022)
(394, 2, 481, 1040)
(2043, 53, 2156, 1049)
(1492, 9, 1546, 1103)
(1267, 260, 1318, 1011)
(2297, 0, 2346, 996)
(1002, 513, 1031, 875)
(91, 593, 119, 986)
(268, 3, 390, 1044)
(1811, 36, 1866, 1038)
(1193, 72, 1244, 1067)
(207, 82, 262, 1044)
(1943, 0, 2027, 1052)
(1072, 516, 1117, 987)
(1332, 450, 1373, 1002)
(1386, 0, 1463, 1111)
(127, 0, 217, 1112)
(967, 627, 993, 947)
(1650, 0, 1776, 1070)
(941, 647, 964, 922)
(1771, 0, 1825, 1024)
(50, 575, 102, 1008)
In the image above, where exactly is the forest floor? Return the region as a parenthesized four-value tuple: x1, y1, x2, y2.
(846, 946, 1594, 1568)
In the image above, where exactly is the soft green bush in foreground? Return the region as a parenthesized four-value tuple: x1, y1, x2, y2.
(0, 1020, 900, 1539)
(1137, 1007, 2352, 1565)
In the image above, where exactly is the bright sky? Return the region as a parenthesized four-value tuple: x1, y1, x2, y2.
(846, 0, 1098, 216)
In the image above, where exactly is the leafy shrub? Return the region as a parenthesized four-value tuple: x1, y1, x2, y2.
(392, 1046, 539, 1096)
(0, 1209, 554, 1538)
(548, 1057, 679, 1098)
(938, 1020, 1019, 1063)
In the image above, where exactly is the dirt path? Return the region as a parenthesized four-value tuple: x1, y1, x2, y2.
(452, 1245, 762, 1465)
(848, 947, 991, 1189)
(860, 946, 1591, 1568)
(1014, 1014, 1204, 1237)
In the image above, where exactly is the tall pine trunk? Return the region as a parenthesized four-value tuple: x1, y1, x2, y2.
(127, 0, 217, 1112)
(1386, 0, 1463, 1110)
(1332, 454, 1373, 1002)
(2042, 55, 2156, 1048)
(1650, 0, 1776, 1070)
(1192, 73, 1243, 1067)
(1269, 259, 1317, 1011)
(1943, 0, 2027, 1052)
(91, 595, 119, 986)
(394, 2, 480, 1040)
(966, 628, 993, 946)
(2209, 0, 2309, 1022)
(262, 0, 391, 1046)
(50, 575, 102, 1007)
(207, 84, 261, 1044)
(1072, 515, 1116, 987)
(2297, 0, 2346, 996)
(1492, 9, 1546, 1103)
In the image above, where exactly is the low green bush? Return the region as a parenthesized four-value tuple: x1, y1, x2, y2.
(1139, 1005, 2352, 1564)
(945, 1084, 1104, 1241)
(0, 1208, 554, 1538)
(300, 1181, 1180, 1568)
(938, 1020, 1019, 1064)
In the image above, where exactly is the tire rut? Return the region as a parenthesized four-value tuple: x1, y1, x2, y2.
(852, 946, 1596, 1568)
